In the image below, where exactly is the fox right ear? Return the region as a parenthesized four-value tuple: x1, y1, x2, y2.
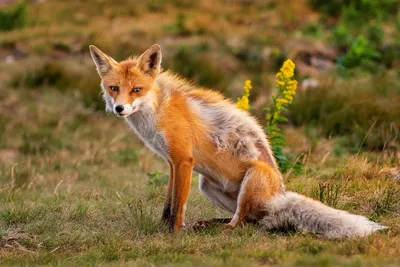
(89, 45, 117, 77)
(138, 44, 162, 78)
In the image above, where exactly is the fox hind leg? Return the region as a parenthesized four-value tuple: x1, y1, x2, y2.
(192, 174, 237, 229)
(198, 174, 237, 213)
(229, 162, 281, 228)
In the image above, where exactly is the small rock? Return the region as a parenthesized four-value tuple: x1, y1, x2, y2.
(5, 55, 15, 63)
(0, 149, 19, 164)
(301, 78, 319, 90)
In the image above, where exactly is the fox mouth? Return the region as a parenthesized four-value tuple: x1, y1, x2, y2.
(116, 113, 130, 118)
(116, 112, 133, 118)
(116, 107, 138, 118)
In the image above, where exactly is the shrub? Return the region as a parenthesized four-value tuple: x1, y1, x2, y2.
(332, 24, 353, 52)
(0, 1, 27, 31)
(308, 0, 344, 17)
(166, 13, 191, 36)
(289, 82, 400, 151)
(330, 13, 399, 74)
(10, 61, 104, 110)
(309, 0, 399, 20)
(337, 36, 381, 72)
(364, 23, 384, 49)
(302, 23, 323, 38)
(10, 62, 71, 89)
(312, 0, 399, 74)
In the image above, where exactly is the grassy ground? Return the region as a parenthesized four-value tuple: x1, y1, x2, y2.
(1, 0, 400, 266)
(0, 87, 399, 266)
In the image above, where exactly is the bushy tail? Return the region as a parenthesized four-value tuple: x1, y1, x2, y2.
(259, 191, 387, 239)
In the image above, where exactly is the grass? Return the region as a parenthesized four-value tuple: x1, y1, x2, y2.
(0, 0, 399, 266)
(0, 87, 399, 266)
(289, 72, 400, 151)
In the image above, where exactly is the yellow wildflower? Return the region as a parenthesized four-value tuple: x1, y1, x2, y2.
(276, 80, 285, 87)
(237, 80, 252, 111)
(285, 95, 293, 101)
(286, 87, 296, 94)
(243, 80, 252, 96)
(265, 58, 298, 169)
(282, 69, 294, 78)
(277, 98, 289, 105)
(280, 59, 296, 78)
(237, 96, 249, 111)
(287, 59, 295, 69)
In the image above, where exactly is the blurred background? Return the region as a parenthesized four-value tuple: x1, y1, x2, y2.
(0, 1, 400, 265)
(1, 0, 399, 155)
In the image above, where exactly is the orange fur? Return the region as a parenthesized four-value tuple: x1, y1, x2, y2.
(102, 60, 157, 107)
(158, 91, 198, 232)
(89, 44, 283, 233)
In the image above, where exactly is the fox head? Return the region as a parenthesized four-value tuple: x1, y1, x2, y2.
(89, 44, 162, 117)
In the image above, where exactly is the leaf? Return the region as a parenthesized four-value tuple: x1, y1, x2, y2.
(275, 115, 288, 123)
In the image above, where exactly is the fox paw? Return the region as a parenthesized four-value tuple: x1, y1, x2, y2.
(191, 218, 232, 230)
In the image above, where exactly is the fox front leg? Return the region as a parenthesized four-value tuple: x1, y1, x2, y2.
(169, 156, 194, 233)
(161, 161, 174, 224)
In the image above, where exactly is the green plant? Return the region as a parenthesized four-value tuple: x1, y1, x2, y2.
(309, 0, 399, 20)
(364, 23, 384, 49)
(337, 36, 381, 72)
(332, 24, 353, 51)
(308, 0, 344, 17)
(302, 23, 323, 38)
(265, 60, 302, 172)
(147, 171, 169, 186)
(236, 61, 302, 172)
(313, 0, 399, 74)
(166, 13, 190, 36)
(0, 1, 27, 31)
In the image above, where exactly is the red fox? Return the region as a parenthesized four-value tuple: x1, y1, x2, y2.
(89, 44, 387, 238)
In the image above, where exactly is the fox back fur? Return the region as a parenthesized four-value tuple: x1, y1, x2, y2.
(89, 44, 387, 238)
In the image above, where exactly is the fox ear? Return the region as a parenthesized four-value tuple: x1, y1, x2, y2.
(138, 44, 162, 77)
(89, 45, 117, 77)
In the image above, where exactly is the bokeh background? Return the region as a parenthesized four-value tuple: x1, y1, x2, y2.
(0, 1, 399, 266)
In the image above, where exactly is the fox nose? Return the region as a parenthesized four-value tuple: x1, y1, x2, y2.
(115, 105, 124, 113)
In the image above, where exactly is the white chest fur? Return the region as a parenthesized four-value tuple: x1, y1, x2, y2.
(125, 108, 169, 160)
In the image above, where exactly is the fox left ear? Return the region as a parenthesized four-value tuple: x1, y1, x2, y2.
(89, 45, 118, 77)
(138, 44, 162, 77)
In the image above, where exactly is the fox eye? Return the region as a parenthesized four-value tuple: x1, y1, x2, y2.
(110, 86, 119, 92)
(133, 87, 141, 93)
